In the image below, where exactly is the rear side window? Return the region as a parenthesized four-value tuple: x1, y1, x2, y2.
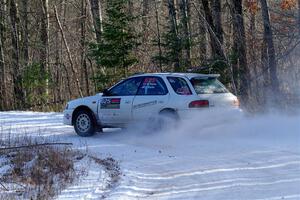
(190, 77, 228, 94)
(167, 77, 192, 95)
(137, 77, 168, 95)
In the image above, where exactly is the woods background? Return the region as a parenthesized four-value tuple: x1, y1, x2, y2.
(0, 0, 299, 111)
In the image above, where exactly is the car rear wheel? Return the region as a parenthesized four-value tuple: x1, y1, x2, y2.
(156, 110, 179, 130)
(74, 110, 96, 137)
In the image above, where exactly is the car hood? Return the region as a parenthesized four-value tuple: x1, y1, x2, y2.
(67, 93, 103, 109)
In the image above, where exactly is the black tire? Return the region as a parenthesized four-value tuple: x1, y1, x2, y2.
(156, 110, 179, 130)
(73, 110, 96, 137)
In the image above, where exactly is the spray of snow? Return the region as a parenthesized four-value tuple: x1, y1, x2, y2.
(115, 108, 300, 154)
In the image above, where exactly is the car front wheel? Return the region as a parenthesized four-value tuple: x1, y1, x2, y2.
(74, 110, 96, 137)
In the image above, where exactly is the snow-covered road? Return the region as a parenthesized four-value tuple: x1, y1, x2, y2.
(0, 111, 300, 200)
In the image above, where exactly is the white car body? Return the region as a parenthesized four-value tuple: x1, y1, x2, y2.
(63, 73, 239, 136)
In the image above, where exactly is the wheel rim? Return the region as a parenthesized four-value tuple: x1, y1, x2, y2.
(76, 113, 91, 133)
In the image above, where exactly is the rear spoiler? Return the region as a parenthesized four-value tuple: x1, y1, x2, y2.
(189, 74, 220, 79)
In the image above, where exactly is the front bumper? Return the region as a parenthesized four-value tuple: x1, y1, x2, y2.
(63, 109, 74, 125)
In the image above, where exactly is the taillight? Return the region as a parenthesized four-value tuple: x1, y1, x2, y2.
(189, 100, 209, 108)
(233, 99, 240, 107)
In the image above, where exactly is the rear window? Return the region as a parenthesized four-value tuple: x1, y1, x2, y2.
(167, 77, 192, 95)
(190, 77, 228, 94)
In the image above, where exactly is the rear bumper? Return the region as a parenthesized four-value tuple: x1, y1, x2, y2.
(63, 109, 74, 126)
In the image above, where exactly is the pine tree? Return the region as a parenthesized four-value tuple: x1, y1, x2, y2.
(152, 0, 192, 72)
(90, 0, 138, 80)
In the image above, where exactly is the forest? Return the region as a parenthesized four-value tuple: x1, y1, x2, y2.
(0, 0, 299, 111)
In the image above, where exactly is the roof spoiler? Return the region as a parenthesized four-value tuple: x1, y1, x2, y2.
(206, 74, 220, 78)
(191, 74, 220, 79)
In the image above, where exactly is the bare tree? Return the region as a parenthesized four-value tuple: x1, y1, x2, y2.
(0, 0, 298, 111)
(9, 0, 25, 108)
(260, 0, 280, 96)
(212, 0, 223, 44)
(179, 0, 191, 68)
(201, 0, 224, 58)
(80, 0, 90, 96)
(40, 0, 49, 97)
(0, 0, 6, 109)
(298, 0, 300, 34)
(167, 0, 180, 71)
(89, 0, 102, 43)
(54, 6, 83, 98)
(196, 0, 207, 62)
(154, 0, 163, 71)
(142, 0, 150, 44)
(20, 0, 29, 66)
(231, 0, 249, 102)
(248, 12, 260, 103)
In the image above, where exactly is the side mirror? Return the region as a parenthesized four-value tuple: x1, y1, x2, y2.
(102, 89, 110, 96)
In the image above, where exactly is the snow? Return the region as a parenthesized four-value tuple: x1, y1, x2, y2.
(0, 110, 300, 199)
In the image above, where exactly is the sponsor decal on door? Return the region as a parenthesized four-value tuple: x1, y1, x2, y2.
(100, 98, 121, 109)
(133, 100, 157, 109)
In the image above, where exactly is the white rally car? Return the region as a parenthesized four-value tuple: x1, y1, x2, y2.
(63, 73, 239, 136)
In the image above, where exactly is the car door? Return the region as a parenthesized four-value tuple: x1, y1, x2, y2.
(99, 77, 143, 126)
(132, 76, 170, 121)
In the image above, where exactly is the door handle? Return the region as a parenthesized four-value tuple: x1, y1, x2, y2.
(125, 100, 131, 104)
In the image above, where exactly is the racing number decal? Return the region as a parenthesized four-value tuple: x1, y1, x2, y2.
(100, 98, 121, 109)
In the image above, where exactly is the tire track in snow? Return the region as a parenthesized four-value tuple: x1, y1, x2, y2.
(113, 177, 299, 193)
(125, 161, 300, 180)
(253, 194, 300, 200)
(124, 153, 300, 178)
(108, 178, 300, 199)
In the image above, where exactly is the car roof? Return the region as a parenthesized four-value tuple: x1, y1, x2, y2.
(130, 72, 220, 79)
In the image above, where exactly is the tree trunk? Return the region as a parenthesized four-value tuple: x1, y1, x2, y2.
(196, 0, 207, 63)
(20, 0, 28, 66)
(89, 0, 102, 43)
(40, 0, 49, 98)
(142, 0, 150, 44)
(179, 0, 191, 68)
(154, 0, 163, 72)
(167, 0, 180, 71)
(231, 0, 250, 105)
(212, 0, 223, 44)
(54, 6, 83, 98)
(249, 13, 261, 106)
(201, 0, 224, 59)
(59, 0, 72, 100)
(81, 0, 90, 96)
(9, 0, 25, 109)
(298, 0, 300, 34)
(260, 0, 280, 96)
(0, 0, 6, 110)
(0, 31, 4, 110)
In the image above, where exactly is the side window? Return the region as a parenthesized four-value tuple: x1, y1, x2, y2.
(137, 77, 168, 95)
(108, 77, 143, 96)
(167, 77, 192, 95)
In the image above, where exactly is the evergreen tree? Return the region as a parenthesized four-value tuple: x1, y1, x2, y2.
(152, 0, 192, 72)
(90, 0, 139, 82)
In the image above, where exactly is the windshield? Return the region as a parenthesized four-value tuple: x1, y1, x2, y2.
(190, 77, 228, 94)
